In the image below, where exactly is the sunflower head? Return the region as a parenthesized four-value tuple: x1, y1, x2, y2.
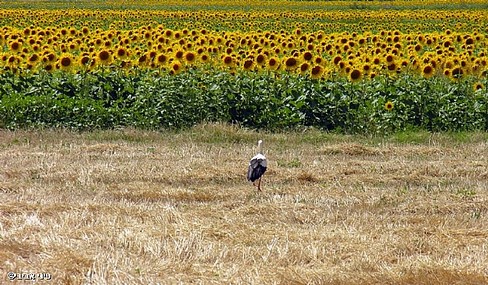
(349, 69, 362, 82)
(299, 62, 310, 75)
(28, 53, 40, 63)
(98, 50, 112, 64)
(451, 66, 463, 79)
(43, 62, 54, 72)
(242, 59, 254, 71)
(267, 57, 280, 71)
(184, 51, 196, 64)
(9, 41, 21, 52)
(384, 101, 394, 111)
(155, 53, 168, 66)
(175, 50, 184, 60)
(79, 55, 91, 67)
(473, 82, 484, 92)
(310, 65, 324, 79)
(284, 56, 298, 71)
(421, 64, 434, 78)
(256, 54, 266, 66)
(116, 47, 128, 59)
(58, 54, 74, 71)
(170, 61, 183, 75)
(222, 55, 234, 67)
(200, 53, 210, 63)
(302, 51, 313, 61)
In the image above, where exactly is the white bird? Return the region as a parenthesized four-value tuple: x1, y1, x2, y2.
(247, 140, 267, 191)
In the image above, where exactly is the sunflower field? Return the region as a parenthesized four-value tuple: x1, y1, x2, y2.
(0, 0, 487, 132)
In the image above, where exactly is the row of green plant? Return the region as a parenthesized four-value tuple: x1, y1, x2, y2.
(0, 68, 486, 133)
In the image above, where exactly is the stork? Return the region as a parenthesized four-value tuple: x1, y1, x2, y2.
(247, 140, 267, 191)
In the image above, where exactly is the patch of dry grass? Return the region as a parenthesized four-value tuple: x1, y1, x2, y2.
(1, 124, 487, 284)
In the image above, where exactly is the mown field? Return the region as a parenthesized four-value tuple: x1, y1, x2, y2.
(0, 0, 487, 132)
(0, 1, 487, 284)
(1, 125, 488, 284)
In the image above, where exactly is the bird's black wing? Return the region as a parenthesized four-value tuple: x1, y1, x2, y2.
(247, 158, 267, 182)
(247, 158, 258, 181)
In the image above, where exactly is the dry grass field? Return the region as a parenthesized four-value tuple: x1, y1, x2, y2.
(1, 124, 487, 284)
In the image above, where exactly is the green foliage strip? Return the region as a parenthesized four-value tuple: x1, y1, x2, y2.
(0, 69, 486, 133)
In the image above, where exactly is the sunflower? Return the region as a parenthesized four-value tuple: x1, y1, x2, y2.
(0, 53, 7, 64)
(43, 63, 54, 72)
(79, 55, 91, 67)
(116, 47, 128, 59)
(444, 60, 454, 69)
(349, 69, 362, 82)
(155, 53, 168, 66)
(97, 49, 112, 64)
(302, 51, 313, 62)
(284, 56, 298, 71)
(333, 55, 342, 66)
(314, 56, 323, 65)
(385, 54, 395, 64)
(242, 58, 254, 71)
(384, 101, 394, 111)
(222, 55, 234, 68)
(9, 41, 22, 52)
(6, 55, 19, 66)
(299, 62, 310, 75)
(387, 60, 399, 73)
(183, 51, 196, 64)
(137, 53, 148, 66)
(451, 66, 463, 79)
(43, 52, 57, 63)
(310, 65, 324, 79)
(267, 57, 280, 71)
(170, 60, 183, 75)
(28, 53, 40, 64)
(255, 53, 266, 67)
(200, 53, 210, 64)
(58, 54, 73, 71)
(119, 60, 132, 69)
(473, 82, 484, 92)
(68, 42, 78, 51)
(414, 44, 422, 52)
(421, 64, 434, 78)
(362, 63, 371, 73)
(94, 38, 103, 48)
(175, 50, 184, 60)
(143, 31, 152, 40)
(103, 41, 112, 48)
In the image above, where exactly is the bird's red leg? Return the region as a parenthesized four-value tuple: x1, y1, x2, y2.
(257, 177, 262, 191)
